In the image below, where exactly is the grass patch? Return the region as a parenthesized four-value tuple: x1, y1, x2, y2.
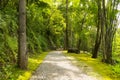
(0, 52, 48, 80)
(63, 51, 120, 80)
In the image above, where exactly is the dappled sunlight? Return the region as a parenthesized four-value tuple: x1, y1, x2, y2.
(28, 58, 43, 71)
(29, 58, 42, 64)
(44, 52, 80, 72)
(65, 53, 113, 80)
(66, 56, 75, 60)
(55, 59, 80, 72)
(30, 51, 102, 80)
(17, 71, 31, 80)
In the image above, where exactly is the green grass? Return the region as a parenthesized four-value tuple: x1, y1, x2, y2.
(0, 52, 48, 80)
(63, 51, 120, 80)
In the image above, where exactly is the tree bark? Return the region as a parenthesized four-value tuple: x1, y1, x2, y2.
(18, 0, 28, 69)
(77, 38, 81, 50)
(101, 0, 118, 64)
(105, 33, 113, 63)
(64, 0, 69, 49)
(105, 0, 117, 64)
(92, 0, 101, 58)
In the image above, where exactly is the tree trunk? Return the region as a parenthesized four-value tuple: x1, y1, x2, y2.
(92, 37, 101, 58)
(18, 0, 28, 69)
(105, 32, 113, 64)
(77, 38, 81, 50)
(64, 0, 69, 49)
(101, 0, 117, 64)
(104, 0, 117, 64)
(100, 0, 106, 62)
(92, 0, 101, 58)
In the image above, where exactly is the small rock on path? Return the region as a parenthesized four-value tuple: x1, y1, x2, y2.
(30, 51, 102, 80)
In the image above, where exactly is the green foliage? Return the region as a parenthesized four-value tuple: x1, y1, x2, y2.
(112, 29, 120, 78)
(111, 65, 120, 78)
(0, 8, 18, 65)
(0, 52, 48, 80)
(26, 1, 65, 51)
(113, 30, 120, 55)
(0, 2, 66, 77)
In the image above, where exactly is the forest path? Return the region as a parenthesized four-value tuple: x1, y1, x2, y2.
(30, 51, 102, 80)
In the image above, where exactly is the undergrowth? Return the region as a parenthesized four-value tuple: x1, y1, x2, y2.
(64, 51, 120, 80)
(0, 52, 48, 80)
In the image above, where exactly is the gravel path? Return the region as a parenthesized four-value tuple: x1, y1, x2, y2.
(30, 51, 102, 80)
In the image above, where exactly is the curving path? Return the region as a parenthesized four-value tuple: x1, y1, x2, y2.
(30, 51, 102, 80)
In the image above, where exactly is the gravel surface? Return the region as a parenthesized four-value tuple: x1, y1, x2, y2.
(30, 51, 102, 80)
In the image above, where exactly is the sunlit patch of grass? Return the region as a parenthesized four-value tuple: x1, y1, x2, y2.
(17, 71, 31, 80)
(64, 51, 119, 80)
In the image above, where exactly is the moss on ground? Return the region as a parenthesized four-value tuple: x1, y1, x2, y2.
(63, 51, 120, 80)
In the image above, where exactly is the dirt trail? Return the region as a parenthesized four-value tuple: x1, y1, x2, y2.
(30, 51, 102, 80)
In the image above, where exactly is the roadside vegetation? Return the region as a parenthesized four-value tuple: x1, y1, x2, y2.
(0, 52, 48, 80)
(64, 51, 120, 80)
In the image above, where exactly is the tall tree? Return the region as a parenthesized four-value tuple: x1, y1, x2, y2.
(92, 0, 119, 64)
(18, 0, 28, 69)
(101, 0, 118, 64)
(101, 0, 107, 62)
(92, 0, 102, 58)
(65, 0, 69, 49)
